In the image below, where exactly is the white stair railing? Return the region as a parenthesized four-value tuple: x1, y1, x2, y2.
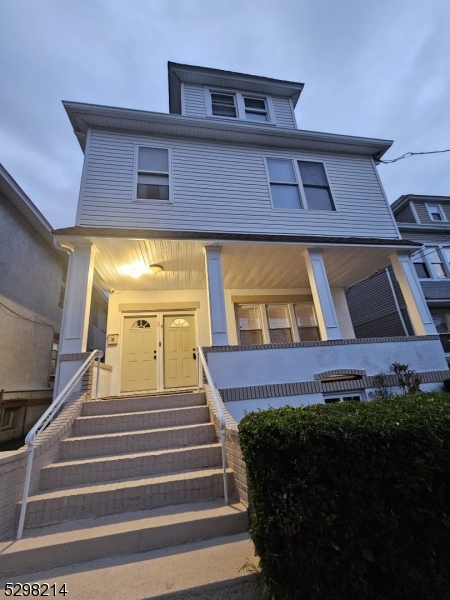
(17, 349, 103, 540)
(197, 346, 228, 505)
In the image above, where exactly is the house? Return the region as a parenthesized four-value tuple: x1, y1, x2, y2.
(2, 64, 448, 581)
(0, 165, 66, 446)
(346, 194, 450, 364)
(53, 63, 447, 416)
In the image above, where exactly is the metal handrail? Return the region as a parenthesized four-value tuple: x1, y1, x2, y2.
(16, 349, 103, 540)
(197, 346, 228, 505)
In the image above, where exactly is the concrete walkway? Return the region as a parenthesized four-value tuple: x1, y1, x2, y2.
(0, 533, 263, 599)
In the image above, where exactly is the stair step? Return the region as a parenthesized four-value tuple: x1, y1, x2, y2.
(40, 444, 222, 490)
(23, 468, 234, 529)
(73, 406, 210, 436)
(59, 423, 216, 460)
(1, 501, 248, 578)
(81, 392, 206, 416)
(0, 532, 259, 599)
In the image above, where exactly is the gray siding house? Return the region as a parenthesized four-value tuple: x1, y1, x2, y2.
(346, 194, 450, 363)
(53, 63, 446, 414)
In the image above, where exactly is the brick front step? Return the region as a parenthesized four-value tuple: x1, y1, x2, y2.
(1, 501, 248, 578)
(73, 406, 210, 436)
(39, 444, 222, 490)
(22, 468, 234, 529)
(59, 423, 216, 460)
(81, 392, 206, 416)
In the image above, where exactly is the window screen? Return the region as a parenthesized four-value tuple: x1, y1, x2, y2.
(137, 147, 169, 200)
(266, 305, 292, 343)
(211, 93, 237, 117)
(267, 158, 302, 209)
(298, 161, 335, 211)
(294, 304, 320, 341)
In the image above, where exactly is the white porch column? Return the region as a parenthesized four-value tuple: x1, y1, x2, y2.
(304, 249, 341, 340)
(204, 246, 229, 345)
(59, 241, 97, 354)
(390, 251, 437, 335)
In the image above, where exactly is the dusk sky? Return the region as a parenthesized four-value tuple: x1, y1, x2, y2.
(1, 0, 449, 229)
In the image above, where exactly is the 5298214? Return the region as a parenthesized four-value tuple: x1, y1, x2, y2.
(4, 583, 68, 596)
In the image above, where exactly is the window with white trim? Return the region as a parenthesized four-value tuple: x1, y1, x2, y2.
(209, 90, 272, 123)
(236, 302, 320, 345)
(136, 147, 170, 201)
(426, 203, 446, 222)
(412, 247, 449, 280)
(265, 157, 335, 211)
(324, 394, 362, 404)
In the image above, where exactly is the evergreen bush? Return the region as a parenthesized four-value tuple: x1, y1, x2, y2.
(239, 393, 450, 600)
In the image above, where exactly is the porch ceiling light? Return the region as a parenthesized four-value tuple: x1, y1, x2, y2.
(120, 263, 150, 278)
(150, 264, 163, 275)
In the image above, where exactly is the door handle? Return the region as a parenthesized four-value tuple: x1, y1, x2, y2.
(192, 352, 196, 360)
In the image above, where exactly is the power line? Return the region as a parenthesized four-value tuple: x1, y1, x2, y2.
(379, 149, 450, 164)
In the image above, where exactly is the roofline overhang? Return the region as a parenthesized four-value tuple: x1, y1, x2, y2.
(391, 194, 450, 214)
(53, 226, 420, 250)
(168, 61, 305, 115)
(63, 101, 393, 160)
(0, 164, 61, 253)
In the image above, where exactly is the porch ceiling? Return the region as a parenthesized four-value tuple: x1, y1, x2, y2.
(90, 237, 398, 291)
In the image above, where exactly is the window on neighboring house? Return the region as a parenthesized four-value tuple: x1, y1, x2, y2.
(297, 161, 335, 211)
(266, 157, 335, 211)
(0, 409, 16, 431)
(236, 302, 320, 345)
(426, 203, 446, 222)
(49, 334, 59, 377)
(236, 305, 263, 345)
(267, 158, 302, 209)
(136, 147, 170, 201)
(412, 248, 448, 279)
(427, 249, 446, 278)
(243, 96, 268, 122)
(211, 92, 237, 117)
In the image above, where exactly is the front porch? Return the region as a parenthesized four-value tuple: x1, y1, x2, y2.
(53, 229, 443, 406)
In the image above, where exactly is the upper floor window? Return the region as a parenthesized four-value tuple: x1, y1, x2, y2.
(136, 147, 170, 201)
(412, 246, 449, 279)
(266, 157, 335, 211)
(208, 90, 273, 123)
(426, 203, 446, 222)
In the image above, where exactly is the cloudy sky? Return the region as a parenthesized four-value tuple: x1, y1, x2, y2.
(1, 0, 449, 229)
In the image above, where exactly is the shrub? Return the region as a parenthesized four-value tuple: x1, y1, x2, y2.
(239, 393, 450, 600)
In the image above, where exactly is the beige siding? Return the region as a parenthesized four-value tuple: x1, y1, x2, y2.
(79, 129, 399, 239)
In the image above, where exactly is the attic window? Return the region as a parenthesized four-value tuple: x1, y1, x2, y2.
(211, 93, 237, 118)
(244, 97, 268, 122)
(426, 203, 446, 222)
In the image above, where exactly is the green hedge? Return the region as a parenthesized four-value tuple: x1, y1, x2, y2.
(238, 393, 450, 600)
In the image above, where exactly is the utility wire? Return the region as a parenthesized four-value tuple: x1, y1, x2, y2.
(379, 149, 450, 164)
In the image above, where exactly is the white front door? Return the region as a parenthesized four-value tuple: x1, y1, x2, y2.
(163, 315, 197, 389)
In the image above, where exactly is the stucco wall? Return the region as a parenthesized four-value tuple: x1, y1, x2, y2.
(206, 338, 447, 390)
(0, 197, 65, 392)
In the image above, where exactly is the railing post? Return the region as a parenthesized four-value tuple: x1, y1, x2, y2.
(17, 445, 35, 540)
(220, 428, 228, 505)
(95, 355, 101, 401)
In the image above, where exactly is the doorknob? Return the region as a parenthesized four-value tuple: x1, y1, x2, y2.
(192, 351, 196, 360)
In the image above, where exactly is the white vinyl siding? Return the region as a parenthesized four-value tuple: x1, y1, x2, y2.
(271, 96, 296, 128)
(79, 129, 400, 239)
(182, 84, 206, 118)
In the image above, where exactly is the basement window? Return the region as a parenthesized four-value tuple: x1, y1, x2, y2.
(324, 394, 362, 404)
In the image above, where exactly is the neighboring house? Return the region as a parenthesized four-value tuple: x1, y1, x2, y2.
(0, 166, 65, 444)
(53, 63, 447, 420)
(346, 194, 450, 363)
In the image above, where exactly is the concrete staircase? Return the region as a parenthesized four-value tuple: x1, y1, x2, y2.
(1, 392, 251, 588)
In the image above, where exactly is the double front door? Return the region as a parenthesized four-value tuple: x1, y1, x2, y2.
(121, 314, 197, 393)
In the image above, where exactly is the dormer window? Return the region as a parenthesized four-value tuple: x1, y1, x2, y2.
(426, 203, 446, 222)
(208, 90, 274, 123)
(243, 97, 268, 122)
(211, 93, 237, 118)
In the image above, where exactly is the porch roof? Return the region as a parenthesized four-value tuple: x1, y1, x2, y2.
(54, 228, 420, 293)
(53, 226, 419, 249)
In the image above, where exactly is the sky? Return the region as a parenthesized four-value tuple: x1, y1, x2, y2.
(1, 0, 449, 230)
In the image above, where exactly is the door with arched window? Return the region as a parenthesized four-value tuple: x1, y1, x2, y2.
(122, 316, 157, 392)
(163, 315, 196, 388)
